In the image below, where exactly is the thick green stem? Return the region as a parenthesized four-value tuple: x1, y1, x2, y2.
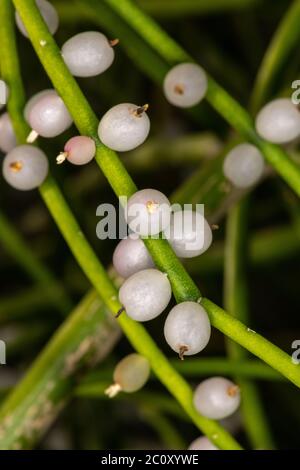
(224, 199, 275, 449)
(0, 290, 120, 449)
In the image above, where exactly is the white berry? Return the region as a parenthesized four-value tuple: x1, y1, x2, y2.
(62, 31, 115, 77)
(113, 237, 154, 279)
(193, 377, 241, 420)
(125, 188, 171, 236)
(188, 436, 218, 450)
(105, 353, 150, 398)
(98, 103, 150, 152)
(24, 89, 53, 122)
(26, 90, 73, 139)
(166, 210, 212, 258)
(2, 145, 48, 190)
(164, 302, 211, 358)
(255, 98, 300, 144)
(119, 268, 172, 322)
(0, 113, 17, 153)
(0, 81, 9, 110)
(163, 63, 207, 108)
(57, 136, 96, 165)
(16, 0, 59, 38)
(223, 143, 265, 188)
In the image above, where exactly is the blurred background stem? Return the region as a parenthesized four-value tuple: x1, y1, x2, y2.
(224, 198, 275, 449)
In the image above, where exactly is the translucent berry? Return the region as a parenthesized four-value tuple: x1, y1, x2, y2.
(16, 0, 59, 38)
(193, 377, 241, 420)
(188, 436, 218, 450)
(113, 237, 154, 279)
(125, 188, 171, 236)
(166, 210, 212, 258)
(62, 31, 116, 77)
(105, 353, 150, 397)
(163, 63, 207, 108)
(56, 136, 96, 165)
(0, 113, 17, 153)
(26, 90, 73, 141)
(119, 268, 172, 322)
(223, 143, 265, 189)
(98, 103, 150, 152)
(164, 301, 211, 359)
(255, 98, 300, 144)
(2, 145, 48, 190)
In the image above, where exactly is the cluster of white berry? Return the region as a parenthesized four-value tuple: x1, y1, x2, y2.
(2, 0, 299, 449)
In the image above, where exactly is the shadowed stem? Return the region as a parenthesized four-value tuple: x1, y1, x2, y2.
(224, 199, 275, 449)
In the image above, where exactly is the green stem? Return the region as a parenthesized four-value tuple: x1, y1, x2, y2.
(12, 0, 300, 390)
(224, 199, 275, 449)
(0, 290, 120, 449)
(250, 0, 300, 113)
(172, 358, 283, 382)
(0, 1, 72, 316)
(104, 0, 300, 197)
(0, 210, 72, 315)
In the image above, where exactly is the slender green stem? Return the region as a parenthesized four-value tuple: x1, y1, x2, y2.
(202, 297, 300, 387)
(0, 0, 27, 142)
(172, 358, 283, 382)
(250, 0, 300, 113)
(12, 0, 300, 391)
(224, 199, 275, 449)
(104, 0, 300, 197)
(0, 210, 72, 315)
(0, 290, 120, 449)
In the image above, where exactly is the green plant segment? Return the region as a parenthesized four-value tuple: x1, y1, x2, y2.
(224, 199, 275, 449)
(0, 290, 120, 449)
(250, 0, 300, 113)
(10, 0, 300, 387)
